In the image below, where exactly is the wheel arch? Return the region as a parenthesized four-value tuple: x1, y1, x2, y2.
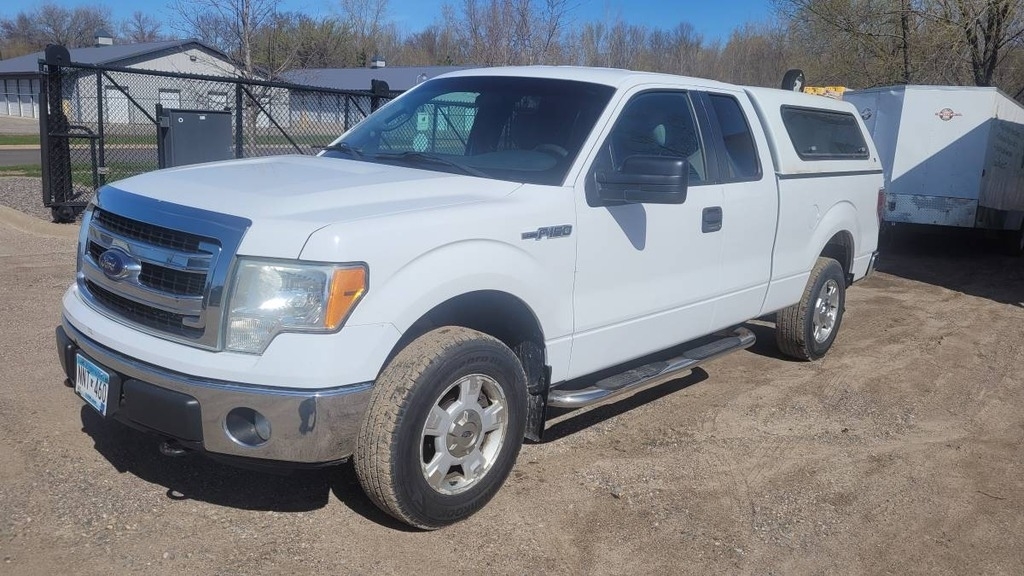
(820, 230, 854, 285)
(382, 290, 551, 442)
(391, 290, 543, 353)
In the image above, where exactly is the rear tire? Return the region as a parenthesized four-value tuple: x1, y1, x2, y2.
(354, 326, 527, 529)
(776, 257, 846, 360)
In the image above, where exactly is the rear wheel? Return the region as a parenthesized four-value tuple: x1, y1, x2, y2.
(354, 326, 527, 529)
(776, 257, 846, 360)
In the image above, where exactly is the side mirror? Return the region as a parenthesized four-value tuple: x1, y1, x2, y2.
(595, 155, 688, 204)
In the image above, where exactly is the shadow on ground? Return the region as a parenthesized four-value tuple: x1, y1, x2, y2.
(541, 368, 710, 442)
(79, 406, 413, 529)
(877, 224, 1024, 307)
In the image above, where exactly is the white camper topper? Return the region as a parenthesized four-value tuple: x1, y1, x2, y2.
(844, 85, 1024, 235)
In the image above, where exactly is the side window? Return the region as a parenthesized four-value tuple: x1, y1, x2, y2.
(781, 106, 869, 160)
(597, 91, 705, 184)
(707, 94, 761, 181)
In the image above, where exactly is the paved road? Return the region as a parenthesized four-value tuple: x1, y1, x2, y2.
(0, 149, 40, 167)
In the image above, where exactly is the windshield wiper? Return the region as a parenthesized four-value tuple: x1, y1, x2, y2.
(321, 142, 364, 158)
(371, 151, 488, 178)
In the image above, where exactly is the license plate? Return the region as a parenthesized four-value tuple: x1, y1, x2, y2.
(75, 354, 110, 416)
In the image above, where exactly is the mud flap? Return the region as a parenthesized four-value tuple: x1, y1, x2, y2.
(524, 391, 547, 442)
(515, 340, 548, 442)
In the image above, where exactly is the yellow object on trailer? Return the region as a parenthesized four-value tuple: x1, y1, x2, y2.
(803, 86, 848, 99)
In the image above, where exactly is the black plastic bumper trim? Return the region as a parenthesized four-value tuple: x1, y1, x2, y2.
(117, 379, 203, 442)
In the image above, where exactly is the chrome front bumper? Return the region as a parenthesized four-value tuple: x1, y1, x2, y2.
(57, 318, 372, 465)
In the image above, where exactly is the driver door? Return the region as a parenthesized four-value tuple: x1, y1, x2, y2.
(568, 89, 725, 379)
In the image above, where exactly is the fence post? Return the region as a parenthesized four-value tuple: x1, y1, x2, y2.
(234, 83, 243, 158)
(155, 103, 165, 169)
(42, 45, 73, 221)
(370, 79, 389, 113)
(95, 70, 105, 186)
(38, 60, 50, 210)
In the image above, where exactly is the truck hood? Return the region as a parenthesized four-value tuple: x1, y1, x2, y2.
(108, 155, 521, 258)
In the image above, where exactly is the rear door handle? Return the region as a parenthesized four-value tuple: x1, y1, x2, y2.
(702, 206, 723, 233)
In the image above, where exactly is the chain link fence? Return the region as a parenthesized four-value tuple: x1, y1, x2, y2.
(40, 49, 396, 221)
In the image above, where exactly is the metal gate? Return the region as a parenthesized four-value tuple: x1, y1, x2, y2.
(38, 45, 397, 222)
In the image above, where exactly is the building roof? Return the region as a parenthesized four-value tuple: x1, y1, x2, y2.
(279, 66, 472, 92)
(0, 40, 232, 77)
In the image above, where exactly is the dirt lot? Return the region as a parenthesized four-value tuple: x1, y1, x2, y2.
(0, 204, 1021, 575)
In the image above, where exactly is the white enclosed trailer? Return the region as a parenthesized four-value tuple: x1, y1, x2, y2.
(843, 85, 1024, 247)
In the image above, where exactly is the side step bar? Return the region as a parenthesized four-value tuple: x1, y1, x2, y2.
(547, 327, 755, 409)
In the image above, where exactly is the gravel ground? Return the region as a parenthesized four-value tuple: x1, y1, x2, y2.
(0, 177, 50, 221)
(0, 176, 91, 223)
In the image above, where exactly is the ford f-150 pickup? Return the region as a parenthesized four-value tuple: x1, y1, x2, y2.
(56, 66, 882, 528)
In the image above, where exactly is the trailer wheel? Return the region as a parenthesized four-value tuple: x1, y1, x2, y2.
(354, 327, 527, 529)
(51, 205, 77, 223)
(776, 257, 846, 360)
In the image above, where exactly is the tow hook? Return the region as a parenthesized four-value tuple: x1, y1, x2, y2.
(158, 440, 190, 458)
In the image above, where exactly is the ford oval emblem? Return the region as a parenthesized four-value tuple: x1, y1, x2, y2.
(98, 248, 136, 280)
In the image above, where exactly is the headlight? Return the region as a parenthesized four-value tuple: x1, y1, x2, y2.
(226, 259, 367, 353)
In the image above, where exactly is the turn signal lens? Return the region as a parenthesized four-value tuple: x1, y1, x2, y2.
(326, 267, 367, 329)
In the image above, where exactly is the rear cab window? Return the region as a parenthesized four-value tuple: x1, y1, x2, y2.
(707, 94, 761, 181)
(781, 106, 870, 160)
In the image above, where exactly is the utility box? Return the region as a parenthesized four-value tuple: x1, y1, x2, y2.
(157, 107, 234, 169)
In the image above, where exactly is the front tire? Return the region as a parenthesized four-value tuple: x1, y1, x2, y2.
(354, 327, 528, 529)
(776, 257, 846, 360)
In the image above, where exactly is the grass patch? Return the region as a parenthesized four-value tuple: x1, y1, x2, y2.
(0, 135, 157, 147)
(0, 133, 344, 148)
(0, 163, 111, 189)
(0, 164, 41, 177)
(0, 134, 40, 146)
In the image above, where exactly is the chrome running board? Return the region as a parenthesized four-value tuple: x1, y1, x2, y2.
(547, 327, 755, 409)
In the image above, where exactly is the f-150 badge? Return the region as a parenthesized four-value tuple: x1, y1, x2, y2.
(522, 225, 573, 241)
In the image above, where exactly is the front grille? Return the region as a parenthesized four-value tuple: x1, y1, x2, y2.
(139, 264, 206, 296)
(86, 280, 202, 339)
(94, 208, 207, 252)
(79, 191, 249, 350)
(89, 238, 206, 296)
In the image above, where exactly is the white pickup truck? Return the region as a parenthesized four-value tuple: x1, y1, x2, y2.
(56, 66, 881, 529)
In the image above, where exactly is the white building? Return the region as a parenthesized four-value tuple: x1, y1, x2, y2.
(0, 37, 242, 121)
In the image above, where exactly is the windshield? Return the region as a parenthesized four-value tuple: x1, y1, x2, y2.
(321, 76, 615, 185)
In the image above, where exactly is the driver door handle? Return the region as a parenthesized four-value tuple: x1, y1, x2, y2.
(702, 206, 723, 233)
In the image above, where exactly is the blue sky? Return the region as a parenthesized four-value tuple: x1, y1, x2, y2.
(2, 0, 775, 43)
